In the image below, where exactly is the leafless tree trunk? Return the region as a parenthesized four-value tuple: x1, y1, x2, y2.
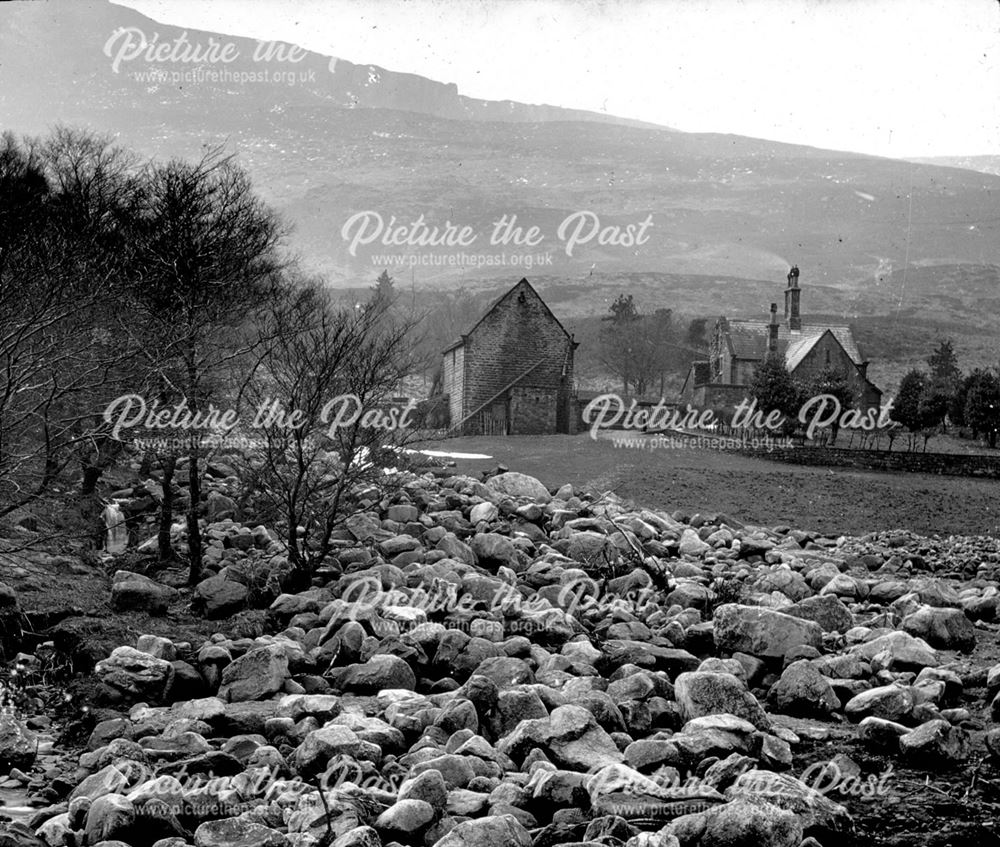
(237, 279, 421, 586)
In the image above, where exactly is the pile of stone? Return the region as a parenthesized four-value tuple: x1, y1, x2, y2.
(7, 469, 1000, 847)
(839, 529, 1000, 584)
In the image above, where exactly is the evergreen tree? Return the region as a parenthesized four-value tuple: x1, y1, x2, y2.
(950, 370, 977, 427)
(927, 339, 961, 384)
(965, 370, 1000, 448)
(892, 369, 927, 448)
(802, 367, 853, 444)
(686, 318, 708, 351)
(926, 339, 961, 430)
(749, 355, 800, 426)
(369, 269, 396, 313)
(600, 293, 642, 394)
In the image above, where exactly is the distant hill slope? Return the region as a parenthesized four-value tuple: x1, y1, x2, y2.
(0, 1, 664, 128)
(909, 156, 1000, 177)
(1, 0, 997, 384)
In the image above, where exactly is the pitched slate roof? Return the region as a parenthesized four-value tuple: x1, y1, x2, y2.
(725, 319, 865, 366)
(784, 332, 836, 372)
(443, 277, 574, 354)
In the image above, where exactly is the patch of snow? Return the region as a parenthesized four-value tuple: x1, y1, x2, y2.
(407, 449, 493, 460)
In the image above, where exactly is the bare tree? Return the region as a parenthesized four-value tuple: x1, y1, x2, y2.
(121, 148, 285, 584)
(0, 129, 140, 529)
(238, 279, 421, 589)
(599, 296, 675, 397)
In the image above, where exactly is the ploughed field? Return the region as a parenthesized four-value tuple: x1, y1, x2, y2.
(420, 433, 1000, 538)
(3, 455, 1000, 846)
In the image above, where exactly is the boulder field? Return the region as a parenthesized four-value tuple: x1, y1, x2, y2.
(6, 469, 1000, 847)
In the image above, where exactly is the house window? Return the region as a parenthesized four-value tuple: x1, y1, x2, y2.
(825, 349, 830, 365)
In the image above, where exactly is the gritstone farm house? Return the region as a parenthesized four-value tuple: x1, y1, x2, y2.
(439, 268, 879, 436)
(442, 278, 578, 436)
(683, 266, 882, 409)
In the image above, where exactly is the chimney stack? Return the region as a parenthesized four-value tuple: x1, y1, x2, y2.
(784, 265, 801, 331)
(768, 303, 779, 354)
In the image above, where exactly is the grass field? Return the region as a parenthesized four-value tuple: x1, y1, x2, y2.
(417, 432, 1000, 538)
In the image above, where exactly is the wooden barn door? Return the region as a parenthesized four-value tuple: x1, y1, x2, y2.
(556, 388, 570, 434)
(476, 396, 509, 436)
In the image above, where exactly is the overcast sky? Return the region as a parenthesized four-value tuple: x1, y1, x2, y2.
(113, 0, 1000, 159)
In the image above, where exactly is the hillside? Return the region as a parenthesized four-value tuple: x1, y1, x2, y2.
(1, 0, 997, 384)
(909, 155, 1000, 177)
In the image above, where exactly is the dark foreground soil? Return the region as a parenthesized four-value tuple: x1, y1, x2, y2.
(786, 622, 1000, 846)
(418, 433, 1000, 538)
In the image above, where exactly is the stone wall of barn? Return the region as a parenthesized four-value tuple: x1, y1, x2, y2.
(459, 280, 574, 435)
(442, 344, 465, 426)
(510, 387, 558, 434)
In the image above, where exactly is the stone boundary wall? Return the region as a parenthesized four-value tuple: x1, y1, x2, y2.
(729, 444, 1000, 479)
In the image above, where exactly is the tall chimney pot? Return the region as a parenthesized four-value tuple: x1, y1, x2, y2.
(784, 266, 802, 331)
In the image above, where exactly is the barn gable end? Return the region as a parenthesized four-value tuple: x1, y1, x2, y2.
(442, 278, 577, 435)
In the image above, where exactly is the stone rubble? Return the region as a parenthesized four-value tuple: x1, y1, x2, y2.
(4, 466, 1000, 847)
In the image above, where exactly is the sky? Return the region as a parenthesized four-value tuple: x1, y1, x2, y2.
(113, 0, 1000, 159)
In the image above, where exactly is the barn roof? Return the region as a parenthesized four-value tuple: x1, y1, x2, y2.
(442, 277, 575, 354)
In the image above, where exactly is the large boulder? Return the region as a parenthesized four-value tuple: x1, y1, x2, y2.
(95, 646, 174, 703)
(293, 726, 371, 778)
(193, 818, 289, 847)
(901, 606, 976, 652)
(666, 798, 802, 847)
(768, 660, 841, 718)
(83, 794, 137, 845)
(110, 571, 178, 615)
(565, 530, 614, 565)
(849, 631, 940, 668)
(485, 472, 550, 502)
(844, 684, 914, 722)
(327, 654, 416, 693)
(470, 533, 519, 569)
(0, 714, 37, 771)
(727, 771, 852, 834)
(754, 568, 811, 602)
(713, 604, 822, 659)
(430, 813, 533, 847)
(678, 529, 711, 558)
(674, 672, 771, 730)
(194, 574, 250, 618)
(899, 719, 970, 766)
(204, 491, 238, 521)
(787, 594, 854, 633)
(374, 798, 435, 836)
(218, 645, 290, 702)
(497, 704, 623, 771)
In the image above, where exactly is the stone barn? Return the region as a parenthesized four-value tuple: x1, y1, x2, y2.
(442, 278, 578, 435)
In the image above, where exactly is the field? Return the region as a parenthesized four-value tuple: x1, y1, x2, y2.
(419, 432, 1000, 538)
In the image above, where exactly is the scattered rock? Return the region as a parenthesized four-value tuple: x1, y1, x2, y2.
(713, 604, 823, 659)
(110, 571, 179, 615)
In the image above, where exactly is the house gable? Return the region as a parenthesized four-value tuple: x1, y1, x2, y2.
(698, 267, 880, 409)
